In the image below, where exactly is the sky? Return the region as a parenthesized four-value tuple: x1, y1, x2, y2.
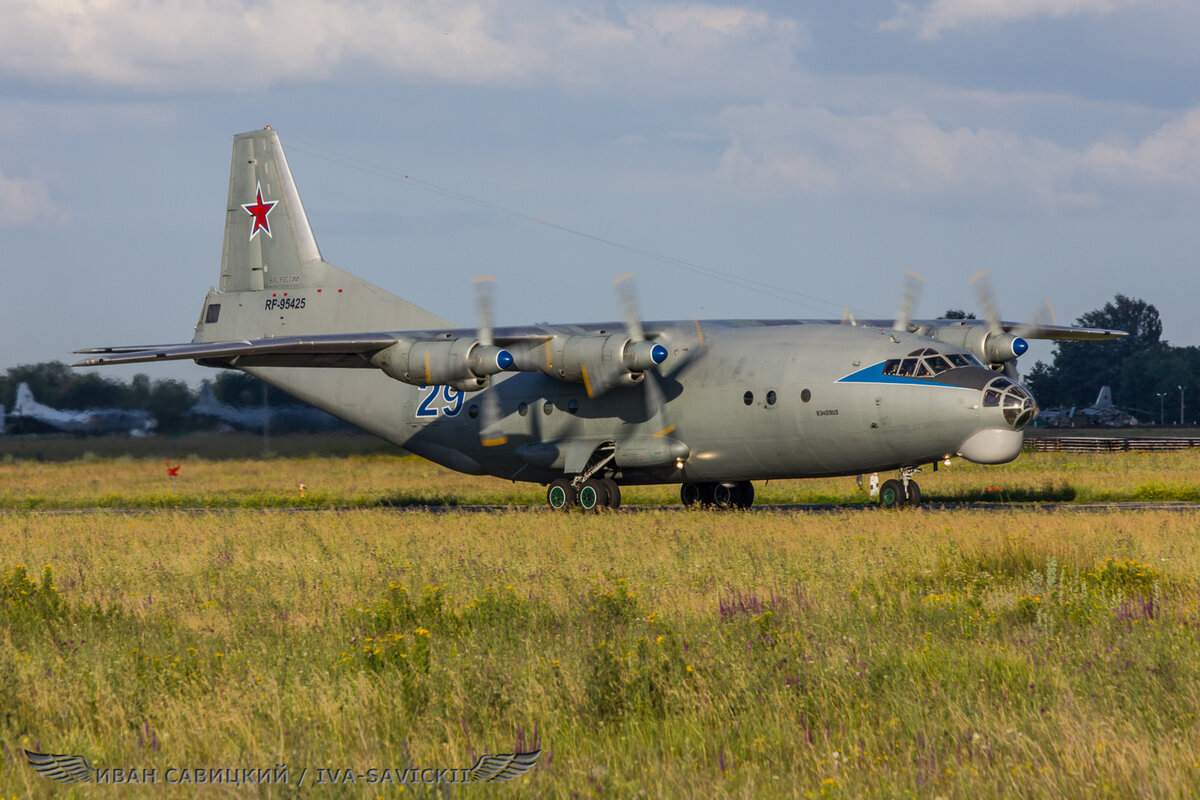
(3, 0, 1200, 388)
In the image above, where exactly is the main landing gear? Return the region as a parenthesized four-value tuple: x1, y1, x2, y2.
(546, 477, 622, 511)
(680, 481, 754, 509)
(879, 467, 922, 509)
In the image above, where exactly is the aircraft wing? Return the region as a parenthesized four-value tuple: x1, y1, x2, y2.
(892, 319, 1128, 341)
(75, 333, 412, 369)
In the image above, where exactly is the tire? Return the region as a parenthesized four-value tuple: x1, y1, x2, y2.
(681, 482, 702, 506)
(578, 479, 608, 511)
(547, 479, 576, 511)
(879, 479, 903, 509)
(733, 480, 754, 509)
(904, 480, 921, 507)
(712, 483, 736, 509)
(601, 478, 621, 509)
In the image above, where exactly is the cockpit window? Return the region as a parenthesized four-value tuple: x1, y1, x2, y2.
(926, 355, 952, 373)
(882, 348, 982, 377)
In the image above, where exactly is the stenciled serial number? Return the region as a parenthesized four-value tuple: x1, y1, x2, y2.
(265, 297, 306, 311)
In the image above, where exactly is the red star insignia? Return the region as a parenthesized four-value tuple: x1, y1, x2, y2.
(242, 182, 277, 240)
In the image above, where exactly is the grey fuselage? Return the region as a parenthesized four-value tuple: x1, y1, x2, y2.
(236, 318, 1024, 486)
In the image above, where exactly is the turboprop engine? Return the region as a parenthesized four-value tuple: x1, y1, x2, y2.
(513, 333, 668, 395)
(924, 324, 1028, 366)
(369, 337, 513, 391)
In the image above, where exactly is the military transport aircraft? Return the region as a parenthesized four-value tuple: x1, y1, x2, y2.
(8, 383, 156, 436)
(75, 128, 1126, 509)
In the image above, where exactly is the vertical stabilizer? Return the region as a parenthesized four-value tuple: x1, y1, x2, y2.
(1094, 386, 1113, 409)
(220, 127, 324, 292)
(197, 128, 450, 344)
(13, 383, 39, 416)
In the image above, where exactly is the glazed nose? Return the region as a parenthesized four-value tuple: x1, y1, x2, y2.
(982, 378, 1038, 430)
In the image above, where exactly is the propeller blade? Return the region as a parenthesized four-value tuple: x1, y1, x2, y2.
(970, 270, 1003, 336)
(613, 273, 646, 343)
(1013, 301, 1056, 340)
(479, 387, 507, 447)
(893, 270, 925, 332)
(473, 275, 495, 346)
(643, 370, 675, 436)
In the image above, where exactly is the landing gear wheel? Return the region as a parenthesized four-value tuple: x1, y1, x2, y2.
(681, 482, 702, 506)
(601, 478, 621, 509)
(578, 479, 608, 511)
(547, 479, 577, 511)
(879, 479, 904, 509)
(903, 480, 921, 508)
(733, 480, 754, 509)
(713, 483, 737, 509)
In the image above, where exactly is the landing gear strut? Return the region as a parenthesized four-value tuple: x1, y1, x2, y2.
(681, 481, 754, 509)
(879, 467, 921, 509)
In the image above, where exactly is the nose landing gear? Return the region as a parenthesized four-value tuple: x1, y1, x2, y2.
(879, 467, 922, 509)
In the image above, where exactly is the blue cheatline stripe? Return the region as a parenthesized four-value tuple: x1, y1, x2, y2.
(836, 361, 956, 387)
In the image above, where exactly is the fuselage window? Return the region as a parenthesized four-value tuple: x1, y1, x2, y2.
(743, 391, 754, 406)
(543, 401, 554, 415)
(567, 399, 579, 414)
(983, 390, 1001, 407)
(801, 389, 812, 403)
(766, 390, 777, 406)
(204, 303, 221, 324)
(518, 401, 528, 417)
(468, 404, 479, 419)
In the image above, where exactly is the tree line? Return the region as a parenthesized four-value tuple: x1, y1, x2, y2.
(0, 363, 318, 433)
(1023, 295, 1198, 424)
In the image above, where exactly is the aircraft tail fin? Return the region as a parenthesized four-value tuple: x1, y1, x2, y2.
(220, 127, 323, 292)
(197, 128, 450, 343)
(13, 383, 39, 416)
(1094, 386, 1113, 409)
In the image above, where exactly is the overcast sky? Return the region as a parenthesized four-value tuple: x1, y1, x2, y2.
(3, 0, 1199, 387)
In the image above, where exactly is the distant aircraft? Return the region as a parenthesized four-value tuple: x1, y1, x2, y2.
(1036, 386, 1141, 428)
(76, 128, 1126, 509)
(189, 379, 348, 432)
(8, 383, 156, 436)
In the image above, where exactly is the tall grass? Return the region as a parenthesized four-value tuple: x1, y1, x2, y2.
(3, 509, 1200, 797)
(2, 450, 1200, 509)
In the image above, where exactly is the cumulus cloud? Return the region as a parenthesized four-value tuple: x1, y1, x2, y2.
(714, 102, 1200, 207)
(0, 1, 804, 94)
(0, 169, 56, 227)
(1085, 108, 1200, 184)
(880, 0, 1152, 40)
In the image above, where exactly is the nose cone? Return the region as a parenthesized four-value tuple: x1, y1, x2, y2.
(959, 428, 1025, 464)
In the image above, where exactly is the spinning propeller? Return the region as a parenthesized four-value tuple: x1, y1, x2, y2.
(474, 276, 510, 446)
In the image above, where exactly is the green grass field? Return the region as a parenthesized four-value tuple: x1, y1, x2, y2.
(2, 454, 1200, 797)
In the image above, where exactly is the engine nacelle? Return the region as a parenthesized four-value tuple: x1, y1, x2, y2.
(925, 325, 1028, 366)
(369, 337, 513, 390)
(523, 333, 668, 389)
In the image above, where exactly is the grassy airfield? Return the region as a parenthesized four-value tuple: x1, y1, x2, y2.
(2, 453, 1200, 797)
